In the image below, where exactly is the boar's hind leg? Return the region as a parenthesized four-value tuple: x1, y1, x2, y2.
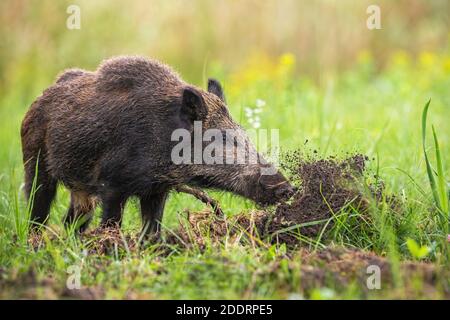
(64, 191, 96, 232)
(140, 192, 168, 236)
(24, 155, 57, 231)
(100, 193, 128, 228)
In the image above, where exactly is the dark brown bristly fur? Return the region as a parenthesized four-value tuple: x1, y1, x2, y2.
(21, 55, 293, 236)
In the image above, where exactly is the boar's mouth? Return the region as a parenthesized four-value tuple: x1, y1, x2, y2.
(254, 179, 295, 206)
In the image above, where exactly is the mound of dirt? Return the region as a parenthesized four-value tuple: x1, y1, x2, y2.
(273, 153, 372, 239)
(168, 153, 383, 248)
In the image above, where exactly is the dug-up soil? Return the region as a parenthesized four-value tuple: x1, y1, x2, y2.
(167, 154, 385, 248)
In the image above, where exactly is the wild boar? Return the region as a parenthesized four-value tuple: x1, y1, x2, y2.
(21, 56, 294, 235)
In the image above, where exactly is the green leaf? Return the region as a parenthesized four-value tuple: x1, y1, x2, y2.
(406, 238, 429, 260)
(432, 125, 449, 216)
(421, 99, 440, 208)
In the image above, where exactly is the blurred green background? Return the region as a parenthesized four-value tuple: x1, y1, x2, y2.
(1, 0, 449, 85)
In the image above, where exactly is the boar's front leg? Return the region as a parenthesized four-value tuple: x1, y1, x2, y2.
(139, 192, 168, 236)
(100, 192, 128, 228)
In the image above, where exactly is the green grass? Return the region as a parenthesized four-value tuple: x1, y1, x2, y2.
(0, 51, 449, 299)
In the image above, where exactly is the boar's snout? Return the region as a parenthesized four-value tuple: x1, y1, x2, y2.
(274, 182, 296, 201)
(255, 171, 295, 206)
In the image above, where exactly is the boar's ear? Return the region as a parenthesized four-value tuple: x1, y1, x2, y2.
(180, 87, 208, 124)
(207, 78, 226, 103)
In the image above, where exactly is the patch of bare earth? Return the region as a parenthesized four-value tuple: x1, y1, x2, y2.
(292, 247, 449, 298)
